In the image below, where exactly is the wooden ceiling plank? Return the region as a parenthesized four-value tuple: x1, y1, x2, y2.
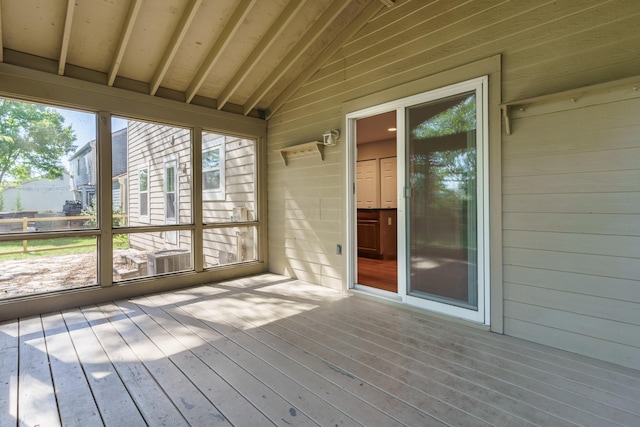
(150, 0, 203, 96)
(58, 0, 76, 75)
(242, 0, 351, 115)
(107, 0, 143, 87)
(267, 1, 385, 119)
(185, 0, 257, 104)
(216, 0, 308, 110)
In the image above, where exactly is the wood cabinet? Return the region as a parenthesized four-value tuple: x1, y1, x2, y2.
(357, 209, 397, 259)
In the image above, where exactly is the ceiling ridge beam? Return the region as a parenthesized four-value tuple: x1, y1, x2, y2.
(185, 0, 257, 104)
(216, 0, 308, 111)
(107, 0, 143, 87)
(241, 0, 351, 116)
(149, 0, 203, 96)
(58, 0, 76, 75)
(266, 1, 385, 120)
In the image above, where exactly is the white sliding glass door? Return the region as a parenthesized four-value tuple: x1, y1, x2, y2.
(348, 77, 489, 324)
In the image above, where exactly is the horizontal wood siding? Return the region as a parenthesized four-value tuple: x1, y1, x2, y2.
(267, 0, 640, 366)
(502, 91, 640, 369)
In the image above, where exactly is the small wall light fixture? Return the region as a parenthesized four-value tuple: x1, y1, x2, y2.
(322, 129, 340, 146)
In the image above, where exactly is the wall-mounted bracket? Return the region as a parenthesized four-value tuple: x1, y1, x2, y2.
(500, 105, 511, 135)
(276, 141, 324, 166)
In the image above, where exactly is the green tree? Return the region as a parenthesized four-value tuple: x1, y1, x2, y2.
(14, 192, 23, 211)
(0, 99, 76, 184)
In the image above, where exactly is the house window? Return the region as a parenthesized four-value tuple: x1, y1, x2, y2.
(164, 159, 178, 245)
(139, 167, 149, 220)
(202, 136, 225, 201)
(165, 161, 177, 221)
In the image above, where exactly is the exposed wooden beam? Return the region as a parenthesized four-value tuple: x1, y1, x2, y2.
(107, 0, 143, 87)
(217, 0, 307, 110)
(149, 0, 203, 96)
(185, 0, 256, 104)
(58, 0, 76, 75)
(267, 1, 385, 119)
(242, 0, 350, 116)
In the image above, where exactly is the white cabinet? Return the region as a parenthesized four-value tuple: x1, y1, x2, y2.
(380, 157, 397, 208)
(357, 157, 396, 209)
(356, 159, 379, 208)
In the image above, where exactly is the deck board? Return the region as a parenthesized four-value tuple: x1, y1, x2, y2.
(41, 312, 102, 426)
(0, 321, 19, 426)
(18, 316, 60, 427)
(3, 274, 640, 426)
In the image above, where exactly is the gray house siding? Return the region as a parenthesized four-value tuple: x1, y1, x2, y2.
(267, 1, 640, 368)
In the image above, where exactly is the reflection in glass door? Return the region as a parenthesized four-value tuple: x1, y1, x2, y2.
(406, 90, 481, 312)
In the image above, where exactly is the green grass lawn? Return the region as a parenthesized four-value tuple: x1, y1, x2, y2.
(0, 236, 129, 261)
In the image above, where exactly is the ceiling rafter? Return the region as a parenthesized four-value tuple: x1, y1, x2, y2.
(267, 1, 385, 120)
(185, 0, 257, 104)
(216, 0, 308, 111)
(107, 0, 143, 87)
(242, 0, 351, 116)
(58, 0, 75, 75)
(149, 0, 203, 96)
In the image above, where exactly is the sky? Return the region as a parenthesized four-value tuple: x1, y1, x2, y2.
(54, 107, 127, 147)
(54, 107, 127, 168)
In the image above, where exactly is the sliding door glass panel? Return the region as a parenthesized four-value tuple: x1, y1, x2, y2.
(407, 91, 478, 309)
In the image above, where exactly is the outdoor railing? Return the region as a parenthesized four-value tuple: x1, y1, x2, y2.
(0, 214, 128, 255)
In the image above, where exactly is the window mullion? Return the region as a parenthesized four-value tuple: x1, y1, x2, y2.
(97, 111, 113, 287)
(192, 127, 204, 272)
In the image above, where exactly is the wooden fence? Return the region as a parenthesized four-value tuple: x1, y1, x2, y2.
(0, 214, 127, 255)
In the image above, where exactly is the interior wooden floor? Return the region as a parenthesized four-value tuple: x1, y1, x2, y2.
(2, 274, 639, 426)
(357, 256, 397, 292)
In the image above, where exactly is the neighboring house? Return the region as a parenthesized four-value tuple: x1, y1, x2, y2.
(0, 173, 74, 211)
(111, 127, 128, 214)
(68, 140, 95, 208)
(126, 120, 255, 268)
(68, 127, 127, 210)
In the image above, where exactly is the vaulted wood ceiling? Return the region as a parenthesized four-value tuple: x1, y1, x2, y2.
(0, 0, 394, 119)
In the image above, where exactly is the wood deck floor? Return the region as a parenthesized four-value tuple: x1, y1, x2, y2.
(1, 274, 639, 426)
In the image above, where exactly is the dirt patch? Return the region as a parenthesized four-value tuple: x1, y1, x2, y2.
(0, 249, 147, 299)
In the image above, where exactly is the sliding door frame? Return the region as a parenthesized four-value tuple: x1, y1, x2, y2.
(343, 56, 502, 329)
